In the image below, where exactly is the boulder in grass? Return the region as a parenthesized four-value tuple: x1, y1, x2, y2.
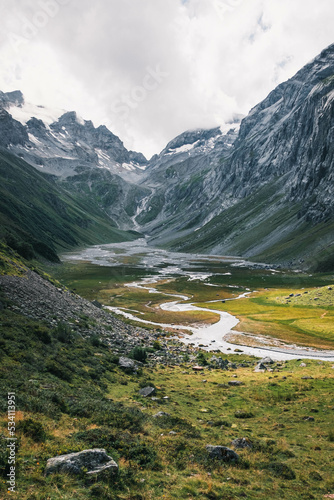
(153, 411, 170, 418)
(228, 380, 243, 386)
(254, 362, 267, 372)
(44, 449, 118, 477)
(260, 357, 274, 364)
(206, 445, 239, 462)
(231, 437, 253, 449)
(139, 386, 156, 397)
(119, 357, 137, 371)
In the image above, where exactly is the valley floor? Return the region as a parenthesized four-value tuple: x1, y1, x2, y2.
(0, 245, 333, 499)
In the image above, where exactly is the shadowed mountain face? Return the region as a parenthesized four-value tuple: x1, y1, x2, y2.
(0, 44, 333, 268)
(143, 44, 334, 270)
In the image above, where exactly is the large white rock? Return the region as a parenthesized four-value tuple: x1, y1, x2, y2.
(44, 448, 118, 477)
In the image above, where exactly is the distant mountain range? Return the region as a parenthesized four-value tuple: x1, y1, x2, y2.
(0, 43, 333, 269)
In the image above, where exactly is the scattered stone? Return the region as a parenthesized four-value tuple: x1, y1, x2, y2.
(231, 437, 253, 449)
(228, 380, 243, 386)
(206, 445, 239, 462)
(119, 357, 137, 371)
(192, 365, 204, 371)
(254, 362, 267, 372)
(234, 410, 254, 419)
(303, 416, 315, 421)
(169, 431, 177, 435)
(302, 376, 313, 380)
(210, 356, 228, 369)
(91, 300, 103, 309)
(44, 449, 118, 477)
(139, 386, 156, 397)
(153, 411, 169, 418)
(299, 362, 307, 367)
(260, 357, 274, 364)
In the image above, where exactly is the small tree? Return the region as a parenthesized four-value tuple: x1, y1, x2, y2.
(130, 346, 147, 363)
(196, 352, 208, 366)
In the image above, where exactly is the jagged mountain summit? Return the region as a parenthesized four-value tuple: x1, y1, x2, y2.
(0, 92, 147, 178)
(0, 43, 333, 269)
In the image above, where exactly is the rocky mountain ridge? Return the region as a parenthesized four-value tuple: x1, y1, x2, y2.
(0, 43, 333, 269)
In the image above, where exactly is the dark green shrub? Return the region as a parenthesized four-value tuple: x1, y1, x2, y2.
(152, 340, 162, 350)
(52, 322, 73, 343)
(234, 410, 254, 419)
(265, 462, 296, 480)
(90, 335, 101, 347)
(0, 434, 8, 477)
(45, 359, 72, 382)
(129, 346, 147, 363)
(196, 352, 208, 366)
(17, 418, 46, 442)
(32, 325, 51, 344)
(152, 414, 200, 438)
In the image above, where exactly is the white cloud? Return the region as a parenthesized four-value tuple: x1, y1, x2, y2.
(0, 0, 333, 158)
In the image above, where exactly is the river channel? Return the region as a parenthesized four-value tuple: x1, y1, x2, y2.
(61, 239, 334, 361)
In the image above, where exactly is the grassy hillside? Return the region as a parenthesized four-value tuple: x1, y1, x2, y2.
(0, 150, 139, 261)
(0, 304, 333, 499)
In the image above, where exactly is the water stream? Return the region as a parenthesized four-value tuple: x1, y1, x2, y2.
(62, 239, 334, 361)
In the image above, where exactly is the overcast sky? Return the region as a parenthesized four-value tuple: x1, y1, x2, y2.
(0, 0, 333, 158)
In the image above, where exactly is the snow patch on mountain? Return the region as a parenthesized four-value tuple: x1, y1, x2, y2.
(8, 102, 64, 127)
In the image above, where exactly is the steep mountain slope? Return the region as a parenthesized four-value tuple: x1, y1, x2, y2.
(134, 122, 240, 234)
(0, 149, 138, 261)
(150, 44, 334, 270)
(0, 93, 149, 228)
(0, 44, 333, 269)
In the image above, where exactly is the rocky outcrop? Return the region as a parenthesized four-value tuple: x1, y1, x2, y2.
(205, 445, 239, 462)
(44, 449, 118, 477)
(139, 386, 156, 397)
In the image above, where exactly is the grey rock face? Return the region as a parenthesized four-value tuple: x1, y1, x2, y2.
(231, 437, 253, 449)
(210, 356, 229, 369)
(0, 108, 29, 147)
(44, 449, 118, 477)
(260, 357, 274, 364)
(206, 445, 239, 462)
(153, 411, 170, 418)
(139, 386, 156, 397)
(119, 357, 137, 371)
(254, 362, 267, 372)
(228, 380, 243, 386)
